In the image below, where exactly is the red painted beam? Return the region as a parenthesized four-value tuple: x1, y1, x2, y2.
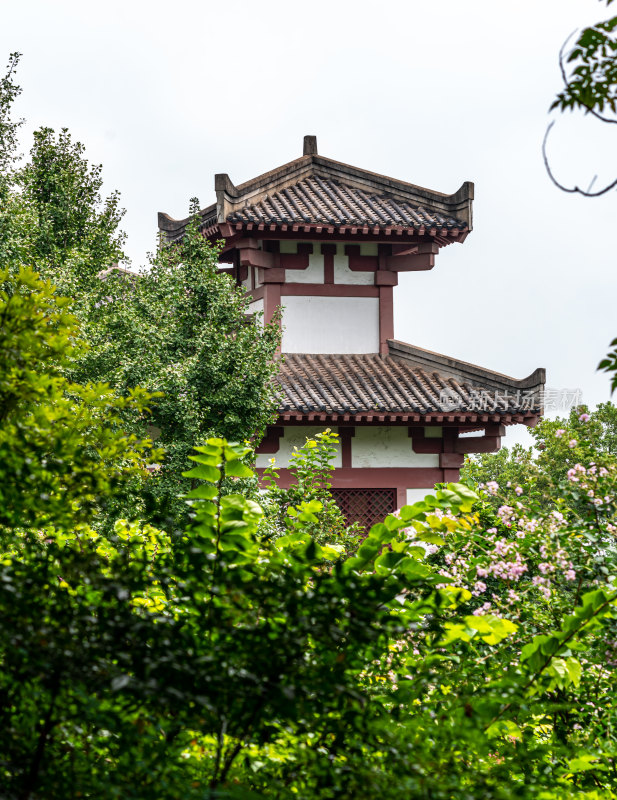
(385, 252, 435, 271)
(239, 248, 275, 269)
(454, 436, 501, 454)
(440, 453, 464, 468)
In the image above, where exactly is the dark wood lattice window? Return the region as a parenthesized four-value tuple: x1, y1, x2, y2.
(331, 488, 397, 531)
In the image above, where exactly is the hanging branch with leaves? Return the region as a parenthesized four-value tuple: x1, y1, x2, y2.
(544, 0, 617, 196)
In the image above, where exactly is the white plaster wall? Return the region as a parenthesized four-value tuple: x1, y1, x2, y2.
(248, 298, 264, 326)
(406, 488, 437, 505)
(281, 296, 379, 353)
(285, 250, 324, 283)
(256, 426, 341, 469)
(333, 243, 374, 286)
(352, 427, 440, 469)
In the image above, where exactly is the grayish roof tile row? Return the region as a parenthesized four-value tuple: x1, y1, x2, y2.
(227, 177, 467, 230)
(277, 354, 540, 416)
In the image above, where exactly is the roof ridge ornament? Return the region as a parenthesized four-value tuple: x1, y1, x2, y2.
(303, 135, 318, 156)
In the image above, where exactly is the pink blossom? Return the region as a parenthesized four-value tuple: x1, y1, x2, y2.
(600, 467, 609, 477)
(472, 581, 487, 596)
(579, 413, 590, 422)
(565, 569, 576, 581)
(497, 506, 515, 526)
(569, 439, 577, 448)
(486, 481, 499, 496)
(555, 429, 566, 438)
(515, 486, 523, 496)
(494, 539, 511, 556)
(476, 567, 488, 578)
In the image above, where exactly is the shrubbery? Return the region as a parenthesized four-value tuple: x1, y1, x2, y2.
(3, 49, 617, 800)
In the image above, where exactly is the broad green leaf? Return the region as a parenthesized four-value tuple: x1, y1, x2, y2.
(225, 459, 253, 478)
(486, 720, 522, 740)
(183, 465, 221, 482)
(185, 485, 218, 500)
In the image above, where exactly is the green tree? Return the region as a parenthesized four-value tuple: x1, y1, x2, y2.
(0, 53, 282, 527)
(82, 208, 282, 524)
(0, 280, 482, 796)
(7, 422, 617, 797)
(0, 266, 159, 534)
(17, 126, 126, 294)
(462, 401, 617, 510)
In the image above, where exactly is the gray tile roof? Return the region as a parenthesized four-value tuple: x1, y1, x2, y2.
(226, 176, 467, 231)
(277, 353, 542, 421)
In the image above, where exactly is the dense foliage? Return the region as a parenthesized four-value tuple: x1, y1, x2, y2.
(0, 267, 159, 532)
(82, 209, 281, 524)
(462, 402, 617, 509)
(0, 53, 281, 526)
(4, 41, 617, 800)
(3, 266, 617, 797)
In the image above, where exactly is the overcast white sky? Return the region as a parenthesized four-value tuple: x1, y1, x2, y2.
(3, 0, 616, 447)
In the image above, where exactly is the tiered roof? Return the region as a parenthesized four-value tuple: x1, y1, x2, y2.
(276, 342, 544, 425)
(159, 136, 473, 245)
(158, 137, 544, 429)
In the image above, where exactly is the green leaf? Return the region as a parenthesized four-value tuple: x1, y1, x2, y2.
(225, 459, 253, 478)
(183, 465, 221, 482)
(463, 615, 518, 645)
(399, 502, 428, 520)
(486, 720, 522, 740)
(568, 754, 607, 773)
(185, 485, 218, 500)
(188, 453, 221, 467)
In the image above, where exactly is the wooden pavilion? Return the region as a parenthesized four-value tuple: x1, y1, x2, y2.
(159, 136, 545, 527)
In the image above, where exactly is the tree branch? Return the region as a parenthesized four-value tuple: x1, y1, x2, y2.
(543, 121, 617, 196)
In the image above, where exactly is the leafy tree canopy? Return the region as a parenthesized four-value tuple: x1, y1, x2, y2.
(462, 401, 617, 510)
(0, 52, 282, 527)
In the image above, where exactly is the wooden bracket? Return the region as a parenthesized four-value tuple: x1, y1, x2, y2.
(256, 426, 284, 454)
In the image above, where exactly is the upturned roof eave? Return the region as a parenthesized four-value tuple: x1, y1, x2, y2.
(158, 151, 474, 235)
(387, 340, 546, 394)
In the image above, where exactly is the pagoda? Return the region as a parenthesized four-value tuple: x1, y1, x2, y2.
(159, 136, 545, 527)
